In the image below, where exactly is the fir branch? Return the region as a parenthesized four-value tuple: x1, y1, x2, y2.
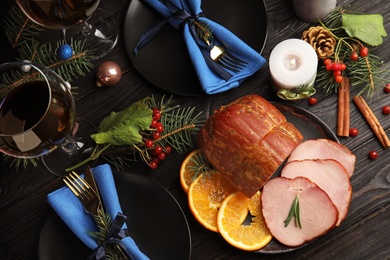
(4, 4, 44, 47)
(89, 209, 125, 259)
(194, 20, 213, 43)
(187, 151, 213, 181)
(157, 106, 203, 153)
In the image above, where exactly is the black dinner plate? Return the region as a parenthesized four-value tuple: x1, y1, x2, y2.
(123, 0, 268, 96)
(38, 173, 191, 260)
(256, 102, 338, 254)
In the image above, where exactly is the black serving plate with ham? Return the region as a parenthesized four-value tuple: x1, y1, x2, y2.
(255, 102, 338, 253)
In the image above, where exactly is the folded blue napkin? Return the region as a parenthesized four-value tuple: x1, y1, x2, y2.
(47, 164, 149, 260)
(135, 0, 266, 94)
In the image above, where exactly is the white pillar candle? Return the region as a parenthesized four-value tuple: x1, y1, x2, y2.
(269, 39, 318, 100)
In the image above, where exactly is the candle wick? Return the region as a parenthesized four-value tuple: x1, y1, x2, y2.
(290, 58, 296, 68)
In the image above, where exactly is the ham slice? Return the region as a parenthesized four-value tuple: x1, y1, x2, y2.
(261, 176, 338, 247)
(281, 159, 352, 226)
(287, 139, 356, 177)
(198, 95, 303, 197)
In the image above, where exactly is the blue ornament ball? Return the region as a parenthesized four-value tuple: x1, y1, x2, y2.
(57, 44, 73, 60)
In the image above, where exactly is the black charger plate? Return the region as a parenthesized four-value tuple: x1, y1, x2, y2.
(123, 0, 268, 96)
(39, 173, 191, 260)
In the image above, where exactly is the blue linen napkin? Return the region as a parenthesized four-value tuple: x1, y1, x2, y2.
(135, 0, 266, 94)
(47, 164, 149, 260)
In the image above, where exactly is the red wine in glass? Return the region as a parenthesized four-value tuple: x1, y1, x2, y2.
(15, 0, 100, 30)
(0, 80, 74, 157)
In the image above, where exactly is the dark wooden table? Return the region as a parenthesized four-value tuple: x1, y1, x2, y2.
(1, 0, 389, 259)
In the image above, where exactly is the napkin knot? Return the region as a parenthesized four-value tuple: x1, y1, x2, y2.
(133, 1, 203, 56)
(88, 213, 134, 260)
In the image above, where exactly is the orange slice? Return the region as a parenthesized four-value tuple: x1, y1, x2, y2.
(180, 149, 212, 193)
(188, 171, 236, 232)
(217, 191, 272, 251)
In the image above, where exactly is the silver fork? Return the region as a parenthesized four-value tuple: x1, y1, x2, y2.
(209, 44, 248, 73)
(63, 171, 103, 216)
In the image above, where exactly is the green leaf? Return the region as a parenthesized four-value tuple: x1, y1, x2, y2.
(341, 14, 387, 46)
(91, 99, 152, 145)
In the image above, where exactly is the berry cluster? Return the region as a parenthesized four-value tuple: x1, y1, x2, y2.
(143, 108, 172, 169)
(324, 58, 347, 83)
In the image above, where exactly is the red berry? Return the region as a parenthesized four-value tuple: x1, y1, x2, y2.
(154, 145, 163, 154)
(164, 145, 172, 154)
(335, 75, 344, 83)
(149, 161, 158, 169)
(384, 84, 390, 93)
(150, 118, 158, 127)
(349, 127, 359, 137)
(382, 105, 390, 115)
(157, 152, 166, 161)
(368, 150, 378, 160)
(340, 63, 347, 71)
(153, 132, 161, 140)
(155, 122, 164, 133)
(326, 63, 333, 71)
(333, 70, 342, 77)
(350, 52, 359, 61)
(331, 63, 341, 71)
(324, 59, 332, 66)
(145, 139, 154, 148)
(360, 46, 369, 57)
(309, 97, 317, 105)
(153, 111, 161, 120)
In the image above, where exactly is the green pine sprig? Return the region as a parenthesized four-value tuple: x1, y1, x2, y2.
(89, 209, 126, 259)
(4, 3, 44, 47)
(194, 19, 213, 43)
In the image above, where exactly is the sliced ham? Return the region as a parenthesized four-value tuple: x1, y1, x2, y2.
(198, 95, 303, 197)
(261, 176, 338, 247)
(281, 159, 352, 226)
(287, 139, 356, 177)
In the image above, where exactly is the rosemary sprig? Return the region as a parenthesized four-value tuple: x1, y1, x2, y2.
(284, 192, 302, 228)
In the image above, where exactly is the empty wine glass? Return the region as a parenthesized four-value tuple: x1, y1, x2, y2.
(0, 61, 79, 174)
(15, 0, 118, 59)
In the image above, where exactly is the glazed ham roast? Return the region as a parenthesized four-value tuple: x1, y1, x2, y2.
(261, 176, 338, 247)
(198, 95, 303, 197)
(281, 159, 352, 226)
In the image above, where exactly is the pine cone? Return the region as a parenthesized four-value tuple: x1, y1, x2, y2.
(302, 26, 336, 59)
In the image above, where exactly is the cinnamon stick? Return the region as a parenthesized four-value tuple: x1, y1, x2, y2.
(353, 95, 390, 149)
(337, 77, 350, 137)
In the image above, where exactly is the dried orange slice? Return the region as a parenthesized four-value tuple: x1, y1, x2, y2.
(180, 149, 212, 193)
(217, 191, 272, 251)
(188, 171, 236, 232)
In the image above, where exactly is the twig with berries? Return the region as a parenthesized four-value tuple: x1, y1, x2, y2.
(303, 7, 389, 98)
(66, 96, 204, 172)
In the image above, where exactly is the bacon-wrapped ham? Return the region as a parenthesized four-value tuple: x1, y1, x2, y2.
(198, 95, 303, 197)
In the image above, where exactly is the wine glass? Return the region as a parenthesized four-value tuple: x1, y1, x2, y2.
(0, 61, 78, 174)
(15, 0, 118, 59)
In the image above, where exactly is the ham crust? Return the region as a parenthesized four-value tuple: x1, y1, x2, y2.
(281, 159, 352, 226)
(261, 177, 338, 247)
(198, 95, 303, 197)
(287, 139, 356, 177)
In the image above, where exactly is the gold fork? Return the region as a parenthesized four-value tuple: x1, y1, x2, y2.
(63, 171, 103, 216)
(209, 44, 248, 73)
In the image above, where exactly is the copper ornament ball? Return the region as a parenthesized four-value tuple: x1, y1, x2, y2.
(96, 61, 122, 87)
